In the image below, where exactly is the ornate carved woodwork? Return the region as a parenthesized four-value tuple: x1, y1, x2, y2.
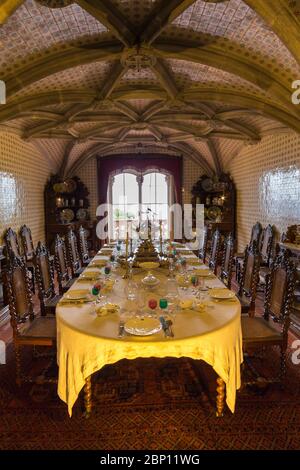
(35, 242, 62, 315)
(4, 254, 56, 385)
(220, 233, 234, 289)
(78, 225, 91, 265)
(238, 241, 261, 316)
(208, 229, 221, 275)
(54, 234, 74, 295)
(67, 228, 83, 277)
(242, 251, 296, 386)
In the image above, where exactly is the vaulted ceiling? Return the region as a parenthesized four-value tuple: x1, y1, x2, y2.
(1, 0, 300, 176)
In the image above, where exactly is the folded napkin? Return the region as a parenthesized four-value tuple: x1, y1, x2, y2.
(58, 298, 93, 306)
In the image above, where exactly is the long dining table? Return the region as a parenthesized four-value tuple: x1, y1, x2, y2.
(56, 243, 243, 418)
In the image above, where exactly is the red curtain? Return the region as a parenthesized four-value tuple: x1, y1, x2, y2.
(97, 154, 183, 206)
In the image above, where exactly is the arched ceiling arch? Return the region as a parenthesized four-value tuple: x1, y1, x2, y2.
(1, 0, 300, 175)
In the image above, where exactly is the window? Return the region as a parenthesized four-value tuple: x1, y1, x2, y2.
(109, 171, 171, 240)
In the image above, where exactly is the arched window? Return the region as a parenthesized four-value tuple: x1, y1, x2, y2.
(109, 170, 171, 239)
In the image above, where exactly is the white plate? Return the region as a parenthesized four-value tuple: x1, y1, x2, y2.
(209, 288, 235, 299)
(124, 317, 162, 336)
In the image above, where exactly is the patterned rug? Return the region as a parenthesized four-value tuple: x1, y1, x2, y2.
(1, 342, 300, 450)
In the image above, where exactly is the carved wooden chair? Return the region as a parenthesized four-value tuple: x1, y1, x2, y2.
(67, 228, 84, 277)
(4, 255, 56, 386)
(35, 242, 62, 315)
(54, 235, 75, 295)
(198, 226, 209, 263)
(242, 251, 296, 386)
(20, 225, 35, 262)
(5, 227, 35, 292)
(208, 229, 221, 275)
(219, 233, 234, 289)
(258, 224, 275, 285)
(4, 227, 21, 260)
(235, 222, 262, 284)
(78, 225, 91, 265)
(19, 224, 36, 290)
(237, 241, 261, 316)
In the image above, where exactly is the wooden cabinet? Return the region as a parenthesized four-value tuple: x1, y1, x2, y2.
(44, 175, 98, 253)
(191, 173, 236, 237)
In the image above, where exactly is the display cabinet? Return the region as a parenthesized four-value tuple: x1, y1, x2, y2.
(44, 175, 98, 253)
(191, 173, 236, 237)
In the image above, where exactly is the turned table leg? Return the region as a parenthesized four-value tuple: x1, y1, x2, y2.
(216, 377, 225, 417)
(84, 375, 92, 418)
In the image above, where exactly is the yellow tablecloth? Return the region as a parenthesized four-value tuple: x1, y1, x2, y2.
(56, 249, 243, 416)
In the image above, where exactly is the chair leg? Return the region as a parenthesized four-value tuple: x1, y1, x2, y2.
(15, 343, 22, 387)
(280, 346, 286, 388)
(216, 377, 225, 417)
(84, 375, 92, 418)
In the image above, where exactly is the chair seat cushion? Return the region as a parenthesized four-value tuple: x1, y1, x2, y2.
(242, 317, 281, 343)
(21, 316, 56, 340)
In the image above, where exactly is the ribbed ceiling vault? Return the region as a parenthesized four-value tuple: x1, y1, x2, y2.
(1, 0, 300, 176)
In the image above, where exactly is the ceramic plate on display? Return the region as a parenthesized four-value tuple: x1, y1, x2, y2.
(209, 288, 235, 300)
(124, 317, 162, 336)
(201, 177, 214, 192)
(76, 208, 87, 221)
(60, 208, 74, 223)
(206, 206, 221, 221)
(64, 178, 77, 193)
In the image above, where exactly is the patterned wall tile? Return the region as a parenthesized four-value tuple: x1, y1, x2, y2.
(0, 131, 53, 245)
(228, 132, 300, 250)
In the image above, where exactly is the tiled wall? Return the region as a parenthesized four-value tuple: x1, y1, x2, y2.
(0, 131, 54, 246)
(228, 132, 300, 251)
(182, 157, 205, 205)
(75, 157, 98, 219)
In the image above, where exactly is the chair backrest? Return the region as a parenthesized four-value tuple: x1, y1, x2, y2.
(264, 251, 296, 342)
(260, 224, 274, 265)
(67, 228, 82, 275)
(54, 235, 71, 288)
(208, 229, 221, 274)
(199, 226, 208, 262)
(78, 226, 89, 263)
(250, 222, 262, 245)
(239, 240, 261, 301)
(35, 242, 55, 301)
(20, 225, 35, 261)
(4, 227, 21, 260)
(4, 255, 34, 331)
(220, 233, 234, 289)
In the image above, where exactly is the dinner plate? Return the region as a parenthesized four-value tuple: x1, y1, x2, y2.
(209, 288, 235, 299)
(80, 271, 101, 280)
(186, 259, 202, 266)
(124, 317, 162, 336)
(195, 269, 214, 277)
(90, 260, 107, 267)
(65, 289, 90, 300)
(101, 248, 114, 255)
